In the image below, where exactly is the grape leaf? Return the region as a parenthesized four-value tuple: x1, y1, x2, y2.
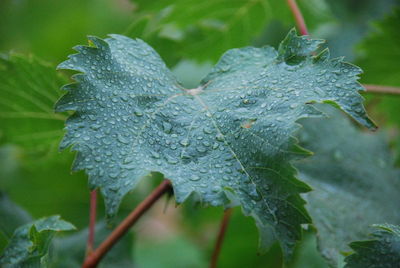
(0, 54, 68, 151)
(296, 106, 400, 267)
(56, 29, 374, 258)
(0, 215, 75, 268)
(344, 224, 400, 268)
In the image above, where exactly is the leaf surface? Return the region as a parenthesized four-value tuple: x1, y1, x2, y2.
(57, 30, 374, 257)
(296, 106, 400, 266)
(344, 224, 400, 268)
(0, 216, 75, 268)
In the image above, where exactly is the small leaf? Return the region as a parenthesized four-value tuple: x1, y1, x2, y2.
(57, 30, 374, 258)
(344, 224, 400, 268)
(0, 215, 75, 268)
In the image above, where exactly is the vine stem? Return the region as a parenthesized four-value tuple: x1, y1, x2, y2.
(364, 84, 400, 95)
(210, 208, 233, 268)
(287, 0, 309, 35)
(86, 190, 97, 255)
(82, 180, 172, 268)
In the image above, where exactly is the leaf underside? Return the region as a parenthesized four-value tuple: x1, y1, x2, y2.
(344, 224, 400, 268)
(296, 106, 400, 267)
(56, 29, 374, 258)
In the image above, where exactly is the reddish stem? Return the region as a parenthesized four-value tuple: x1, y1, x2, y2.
(86, 190, 97, 255)
(82, 180, 172, 268)
(287, 0, 309, 35)
(363, 84, 400, 95)
(210, 208, 233, 268)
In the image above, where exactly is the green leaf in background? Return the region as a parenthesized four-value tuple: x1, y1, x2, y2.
(56, 29, 374, 258)
(0, 53, 67, 152)
(296, 106, 400, 267)
(0, 0, 133, 63)
(126, 0, 293, 64)
(357, 8, 400, 125)
(311, 0, 397, 60)
(0, 215, 75, 268)
(344, 224, 400, 268)
(0, 54, 90, 228)
(0, 192, 32, 252)
(356, 8, 400, 164)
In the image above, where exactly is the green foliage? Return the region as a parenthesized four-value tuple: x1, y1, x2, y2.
(0, 192, 32, 239)
(357, 9, 400, 124)
(56, 29, 374, 259)
(126, 0, 292, 65)
(0, 54, 67, 151)
(356, 8, 400, 164)
(0, 0, 133, 62)
(0, 55, 90, 227)
(344, 224, 400, 268)
(1, 1, 400, 267)
(313, 0, 396, 60)
(0, 215, 75, 268)
(296, 106, 400, 266)
(0, 192, 32, 252)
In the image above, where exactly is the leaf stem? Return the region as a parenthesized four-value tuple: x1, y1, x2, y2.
(287, 0, 309, 35)
(86, 190, 97, 255)
(82, 179, 172, 268)
(210, 208, 233, 268)
(363, 84, 400, 95)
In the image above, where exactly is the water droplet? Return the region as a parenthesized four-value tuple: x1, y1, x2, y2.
(190, 175, 201, 181)
(180, 139, 190, 147)
(162, 122, 172, 133)
(216, 133, 224, 142)
(117, 134, 130, 144)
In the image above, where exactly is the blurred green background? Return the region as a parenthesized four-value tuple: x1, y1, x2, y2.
(0, 0, 399, 267)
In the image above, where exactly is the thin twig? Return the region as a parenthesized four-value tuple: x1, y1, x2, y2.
(363, 84, 400, 95)
(210, 208, 233, 268)
(287, 0, 309, 35)
(86, 190, 97, 255)
(82, 180, 173, 268)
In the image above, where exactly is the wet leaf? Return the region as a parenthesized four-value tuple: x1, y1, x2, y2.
(56, 29, 374, 258)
